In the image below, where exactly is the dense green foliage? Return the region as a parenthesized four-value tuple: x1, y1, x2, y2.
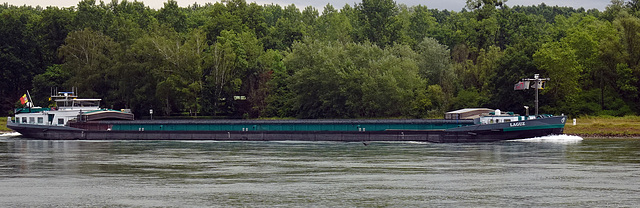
(2, 0, 640, 118)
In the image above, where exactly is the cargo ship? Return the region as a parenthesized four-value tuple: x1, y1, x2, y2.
(6, 90, 566, 143)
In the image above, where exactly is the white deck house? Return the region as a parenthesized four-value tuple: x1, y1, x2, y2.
(446, 108, 535, 125)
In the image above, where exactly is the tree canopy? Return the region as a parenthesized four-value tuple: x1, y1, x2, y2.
(1, 0, 639, 118)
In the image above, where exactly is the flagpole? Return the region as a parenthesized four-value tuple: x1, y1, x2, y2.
(26, 90, 33, 108)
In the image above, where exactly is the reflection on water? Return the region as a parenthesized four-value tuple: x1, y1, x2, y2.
(0, 135, 639, 207)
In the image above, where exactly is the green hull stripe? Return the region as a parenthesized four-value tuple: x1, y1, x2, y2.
(111, 123, 471, 131)
(503, 124, 565, 132)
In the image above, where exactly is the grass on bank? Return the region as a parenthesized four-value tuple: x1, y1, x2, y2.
(564, 116, 640, 137)
(0, 119, 10, 132)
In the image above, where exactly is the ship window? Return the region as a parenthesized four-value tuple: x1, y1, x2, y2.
(37, 117, 44, 124)
(29, 117, 35, 124)
(15, 117, 20, 123)
(58, 118, 64, 125)
(22, 117, 27, 123)
(505, 119, 511, 122)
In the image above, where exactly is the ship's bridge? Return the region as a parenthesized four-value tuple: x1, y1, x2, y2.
(55, 97, 101, 111)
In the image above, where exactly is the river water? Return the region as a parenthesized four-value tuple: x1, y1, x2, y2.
(0, 133, 638, 207)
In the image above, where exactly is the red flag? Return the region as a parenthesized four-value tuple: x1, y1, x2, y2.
(20, 94, 28, 105)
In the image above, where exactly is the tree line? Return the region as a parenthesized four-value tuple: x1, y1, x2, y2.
(1, 0, 639, 118)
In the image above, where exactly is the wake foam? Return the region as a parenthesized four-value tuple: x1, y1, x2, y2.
(514, 134, 583, 144)
(0, 132, 21, 137)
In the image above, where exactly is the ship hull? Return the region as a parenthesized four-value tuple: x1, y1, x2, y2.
(7, 117, 566, 143)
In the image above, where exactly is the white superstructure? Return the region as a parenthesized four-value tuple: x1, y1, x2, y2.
(474, 109, 536, 125)
(12, 91, 101, 126)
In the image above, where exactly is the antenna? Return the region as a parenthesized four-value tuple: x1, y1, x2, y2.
(515, 74, 550, 116)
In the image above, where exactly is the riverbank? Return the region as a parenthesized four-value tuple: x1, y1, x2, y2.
(564, 116, 640, 138)
(0, 119, 11, 133)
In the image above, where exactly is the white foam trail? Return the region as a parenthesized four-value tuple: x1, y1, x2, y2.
(0, 132, 21, 137)
(515, 134, 583, 144)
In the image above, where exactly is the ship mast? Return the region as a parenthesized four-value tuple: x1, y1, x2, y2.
(514, 74, 550, 116)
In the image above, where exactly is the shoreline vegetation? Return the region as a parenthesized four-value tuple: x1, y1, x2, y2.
(3, 1, 640, 120)
(0, 119, 11, 133)
(564, 116, 640, 138)
(3, 116, 640, 138)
